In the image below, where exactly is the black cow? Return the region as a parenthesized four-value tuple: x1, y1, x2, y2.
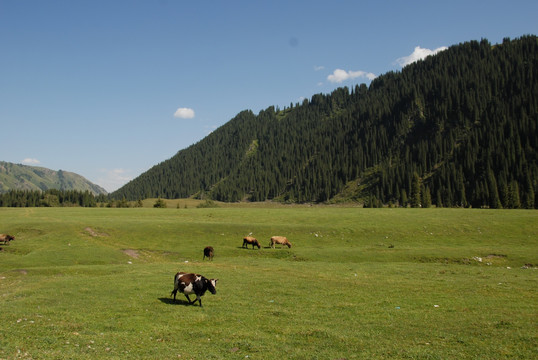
(171, 272, 218, 307)
(203, 246, 214, 260)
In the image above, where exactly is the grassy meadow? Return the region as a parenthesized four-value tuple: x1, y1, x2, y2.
(0, 206, 536, 359)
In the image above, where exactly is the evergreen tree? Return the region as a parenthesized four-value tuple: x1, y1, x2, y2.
(422, 185, 432, 208)
(436, 190, 443, 208)
(154, 198, 167, 208)
(487, 169, 502, 209)
(523, 173, 535, 209)
(401, 189, 408, 208)
(507, 181, 521, 209)
(410, 172, 421, 208)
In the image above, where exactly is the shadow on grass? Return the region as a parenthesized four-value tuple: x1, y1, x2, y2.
(236, 244, 292, 250)
(158, 297, 192, 306)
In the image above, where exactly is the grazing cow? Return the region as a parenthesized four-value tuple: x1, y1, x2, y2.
(0, 234, 15, 245)
(203, 246, 214, 261)
(270, 236, 292, 248)
(171, 272, 218, 307)
(242, 236, 261, 249)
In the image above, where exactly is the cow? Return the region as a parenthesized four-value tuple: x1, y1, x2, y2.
(242, 236, 261, 249)
(171, 272, 218, 307)
(0, 234, 15, 245)
(203, 246, 214, 261)
(270, 236, 292, 248)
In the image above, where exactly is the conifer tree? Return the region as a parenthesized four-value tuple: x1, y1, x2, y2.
(487, 169, 502, 209)
(410, 172, 421, 208)
(401, 189, 408, 208)
(508, 181, 521, 209)
(523, 173, 535, 209)
(422, 185, 432, 208)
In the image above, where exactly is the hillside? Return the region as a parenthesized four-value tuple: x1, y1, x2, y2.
(111, 36, 538, 208)
(0, 161, 107, 195)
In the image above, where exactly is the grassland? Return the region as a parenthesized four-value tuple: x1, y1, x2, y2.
(0, 207, 536, 359)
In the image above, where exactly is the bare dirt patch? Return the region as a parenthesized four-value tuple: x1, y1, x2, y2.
(122, 249, 140, 258)
(84, 227, 108, 237)
(486, 254, 507, 259)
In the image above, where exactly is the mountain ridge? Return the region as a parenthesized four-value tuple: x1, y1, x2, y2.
(0, 161, 107, 195)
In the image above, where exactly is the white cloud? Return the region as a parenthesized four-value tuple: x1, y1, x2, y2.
(174, 107, 195, 119)
(22, 158, 40, 165)
(97, 168, 133, 192)
(314, 65, 325, 71)
(327, 69, 376, 83)
(396, 46, 448, 67)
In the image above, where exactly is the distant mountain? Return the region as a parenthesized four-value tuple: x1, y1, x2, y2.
(111, 36, 538, 208)
(0, 161, 107, 195)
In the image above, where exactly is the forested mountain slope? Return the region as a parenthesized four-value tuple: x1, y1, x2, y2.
(0, 161, 107, 195)
(112, 36, 538, 208)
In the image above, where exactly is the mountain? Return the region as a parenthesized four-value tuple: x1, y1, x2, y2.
(0, 161, 107, 195)
(111, 36, 538, 208)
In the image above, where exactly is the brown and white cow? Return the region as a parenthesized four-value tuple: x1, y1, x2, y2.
(171, 272, 218, 307)
(203, 246, 214, 260)
(242, 236, 261, 249)
(0, 234, 15, 245)
(270, 236, 292, 248)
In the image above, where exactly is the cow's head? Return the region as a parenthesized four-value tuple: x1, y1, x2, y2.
(207, 278, 218, 294)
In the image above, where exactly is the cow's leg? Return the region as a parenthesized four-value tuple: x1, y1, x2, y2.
(171, 289, 177, 301)
(196, 295, 202, 307)
(184, 294, 193, 304)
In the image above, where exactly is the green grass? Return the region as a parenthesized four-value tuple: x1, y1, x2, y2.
(0, 207, 536, 359)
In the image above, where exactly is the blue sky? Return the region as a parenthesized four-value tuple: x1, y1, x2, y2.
(1, 0, 537, 192)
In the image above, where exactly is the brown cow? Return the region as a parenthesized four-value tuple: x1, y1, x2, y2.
(0, 234, 15, 245)
(242, 236, 261, 249)
(203, 246, 214, 261)
(270, 236, 292, 248)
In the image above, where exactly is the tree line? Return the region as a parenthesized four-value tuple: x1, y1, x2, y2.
(106, 36, 536, 208)
(0, 189, 108, 207)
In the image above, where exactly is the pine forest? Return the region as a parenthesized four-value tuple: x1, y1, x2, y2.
(108, 36, 538, 208)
